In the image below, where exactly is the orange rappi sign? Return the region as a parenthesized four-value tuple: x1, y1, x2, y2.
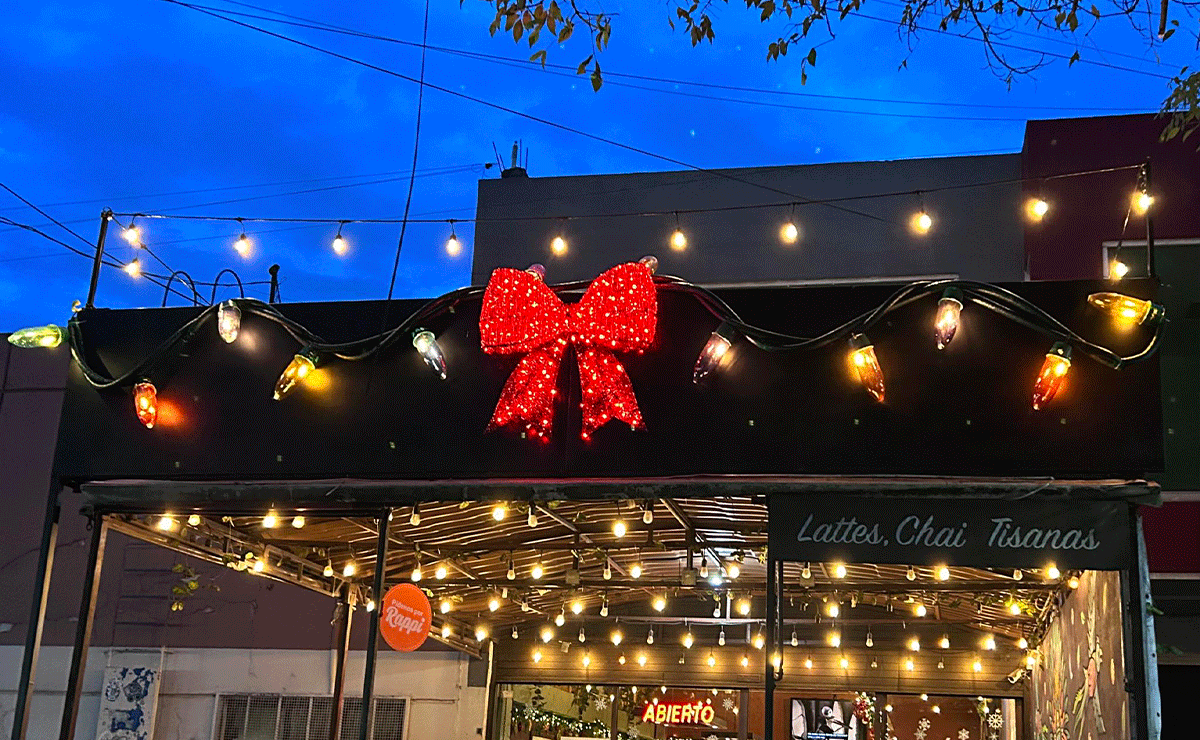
(379, 583, 432, 652)
(640, 702, 717, 725)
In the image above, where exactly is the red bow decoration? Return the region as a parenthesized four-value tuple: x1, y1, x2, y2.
(480, 262, 657, 441)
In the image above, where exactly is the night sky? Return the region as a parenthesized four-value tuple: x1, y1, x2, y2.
(0, 0, 1183, 329)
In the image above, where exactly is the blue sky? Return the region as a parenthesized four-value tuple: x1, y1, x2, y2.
(0, 0, 1184, 329)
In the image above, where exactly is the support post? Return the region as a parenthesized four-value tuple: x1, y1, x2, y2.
(358, 511, 390, 740)
(1125, 506, 1160, 740)
(1144, 158, 1156, 279)
(268, 264, 281, 303)
(11, 492, 60, 740)
(58, 513, 108, 740)
(85, 210, 111, 309)
(764, 552, 777, 740)
(328, 589, 354, 740)
(737, 688, 749, 740)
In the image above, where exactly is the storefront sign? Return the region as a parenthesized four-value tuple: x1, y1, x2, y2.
(769, 495, 1130, 569)
(380, 583, 432, 652)
(640, 702, 717, 725)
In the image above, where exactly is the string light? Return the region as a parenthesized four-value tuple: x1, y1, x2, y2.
(670, 214, 687, 251)
(1133, 189, 1154, 215)
(914, 603, 927, 618)
(532, 648, 542, 663)
(638, 653, 648, 666)
(630, 557, 643, 580)
(833, 562, 848, 579)
(612, 518, 627, 538)
(273, 350, 317, 400)
(934, 288, 963, 350)
(741, 653, 750, 668)
(939, 635, 950, 649)
(412, 329, 448, 379)
(411, 562, 423, 582)
(643, 502, 654, 524)
(693, 322, 735, 383)
(262, 510, 278, 528)
(619, 653, 627, 665)
(578, 626, 586, 643)
(652, 595, 667, 612)
(342, 561, 356, 578)
(647, 627, 655, 644)
(699, 558, 708, 579)
(848, 334, 885, 403)
(187, 514, 201, 527)
(133, 381, 158, 428)
(475, 625, 489, 641)
(737, 598, 751, 616)
(331, 231, 348, 257)
(1032, 343, 1071, 411)
(905, 657, 915, 671)
(1088, 292, 1162, 325)
(157, 515, 175, 531)
(551, 234, 568, 257)
(773, 652, 783, 670)
(840, 656, 849, 669)
(6, 325, 64, 349)
(571, 598, 584, 615)
(366, 599, 376, 612)
(727, 561, 741, 579)
(1018, 637, 1029, 649)
(753, 630, 765, 650)
(1068, 575, 1080, 589)
(790, 628, 798, 647)
(435, 563, 448, 580)
(540, 626, 554, 642)
(801, 563, 811, 579)
(828, 631, 841, 648)
(683, 630, 694, 648)
(707, 651, 716, 667)
(780, 217, 800, 245)
(507, 556, 516, 581)
(936, 565, 951, 581)
(123, 258, 142, 278)
(1110, 259, 1130, 281)
(445, 227, 461, 257)
(866, 630, 874, 648)
(409, 504, 421, 526)
(1026, 197, 1050, 221)
(1009, 601, 1022, 616)
(600, 595, 609, 617)
(252, 558, 265, 573)
(826, 601, 840, 618)
(1026, 652, 1038, 669)
(488, 594, 501, 612)
(911, 209, 933, 234)
(973, 658, 983, 672)
(122, 221, 141, 245)
(805, 656, 813, 669)
(909, 637, 921, 652)
(611, 627, 623, 646)
(983, 635, 997, 651)
(531, 559, 544, 580)
(1012, 569, 1023, 581)
(323, 562, 334, 577)
(492, 502, 508, 521)
(216, 300, 241, 343)
(581, 650, 591, 668)
(234, 231, 252, 258)
(440, 598, 452, 614)
(1045, 563, 1061, 580)
(931, 705, 941, 714)
(291, 515, 305, 529)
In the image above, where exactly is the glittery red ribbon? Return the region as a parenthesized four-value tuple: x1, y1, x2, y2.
(479, 262, 657, 441)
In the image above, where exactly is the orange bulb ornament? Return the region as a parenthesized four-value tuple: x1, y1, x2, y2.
(1032, 342, 1071, 411)
(849, 334, 885, 403)
(133, 381, 158, 428)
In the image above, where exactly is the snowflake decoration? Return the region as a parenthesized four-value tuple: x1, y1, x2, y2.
(915, 729, 927, 740)
(987, 733, 998, 740)
(723, 697, 735, 711)
(594, 696, 609, 711)
(918, 718, 932, 731)
(987, 713, 1004, 730)
(959, 729, 971, 740)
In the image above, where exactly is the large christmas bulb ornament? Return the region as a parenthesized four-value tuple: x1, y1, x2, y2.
(693, 322, 735, 384)
(849, 334, 885, 403)
(217, 300, 241, 343)
(934, 288, 963, 350)
(274, 350, 317, 400)
(413, 329, 448, 379)
(133, 381, 158, 429)
(7, 325, 63, 349)
(1032, 342, 1071, 411)
(1087, 292, 1162, 325)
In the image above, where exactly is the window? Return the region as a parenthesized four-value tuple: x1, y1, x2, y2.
(214, 694, 406, 740)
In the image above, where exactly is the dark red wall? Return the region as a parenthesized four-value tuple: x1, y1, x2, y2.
(1023, 114, 1200, 280)
(1142, 501, 1200, 574)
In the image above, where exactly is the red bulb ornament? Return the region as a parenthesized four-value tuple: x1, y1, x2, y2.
(133, 381, 158, 429)
(479, 262, 657, 441)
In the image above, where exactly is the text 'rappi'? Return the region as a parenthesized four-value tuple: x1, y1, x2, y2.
(640, 702, 717, 725)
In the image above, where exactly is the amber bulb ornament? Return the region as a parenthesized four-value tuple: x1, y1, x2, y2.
(413, 329, 448, 379)
(217, 300, 241, 343)
(1086, 292, 1162, 325)
(8, 325, 64, 349)
(1032, 342, 1071, 411)
(133, 380, 158, 429)
(934, 287, 963, 350)
(849, 333, 885, 403)
(694, 321, 735, 384)
(274, 350, 317, 400)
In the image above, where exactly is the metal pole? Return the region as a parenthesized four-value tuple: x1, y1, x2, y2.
(58, 513, 107, 740)
(737, 688, 749, 740)
(268, 264, 281, 303)
(1143, 158, 1156, 279)
(11, 493, 60, 740)
(764, 552, 777, 740)
(85, 210, 111, 309)
(358, 511, 390, 740)
(1125, 506, 1160, 740)
(329, 589, 354, 740)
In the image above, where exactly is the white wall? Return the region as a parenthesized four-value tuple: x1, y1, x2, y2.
(0, 645, 487, 740)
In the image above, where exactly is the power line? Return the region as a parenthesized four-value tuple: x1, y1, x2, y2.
(203, 0, 1168, 111)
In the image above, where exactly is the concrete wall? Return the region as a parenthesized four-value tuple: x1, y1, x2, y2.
(472, 155, 1025, 286)
(0, 645, 487, 740)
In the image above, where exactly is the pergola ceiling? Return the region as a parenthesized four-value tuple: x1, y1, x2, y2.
(110, 495, 1076, 657)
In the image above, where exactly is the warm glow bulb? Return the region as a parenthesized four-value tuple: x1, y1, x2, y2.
(1045, 563, 1061, 579)
(932, 705, 941, 714)
(581, 652, 591, 667)
(936, 565, 950, 581)
(1068, 575, 1080, 589)
(1087, 292, 1160, 325)
(507, 563, 516, 580)
(1018, 637, 1029, 649)
(551, 235, 568, 256)
(612, 629, 623, 646)
(1026, 198, 1050, 221)
(343, 561, 356, 578)
(541, 626, 554, 642)
(492, 503, 507, 521)
(133, 381, 158, 429)
(440, 599, 452, 614)
(866, 632, 874, 648)
(828, 632, 841, 648)
(409, 506, 421, 526)
(934, 290, 963, 350)
(780, 221, 800, 244)
(642, 506, 654, 524)
(973, 659, 983, 672)
(638, 653, 647, 666)
(1032, 343, 1071, 411)
(670, 228, 687, 251)
(801, 563, 812, 579)
(555, 611, 565, 627)
(707, 652, 716, 667)
(727, 562, 741, 579)
(984, 636, 997, 651)
(754, 632, 765, 650)
(412, 329, 448, 379)
(571, 599, 584, 615)
(435, 564, 448, 580)
(187, 513, 201, 526)
(630, 563, 643, 579)
(274, 351, 316, 400)
(234, 233, 251, 258)
(7, 325, 64, 349)
(909, 637, 921, 652)
(741, 654, 750, 667)
(805, 657, 813, 669)
(531, 562, 544, 580)
(1009, 601, 1022, 616)
(693, 323, 734, 383)
(332, 234, 348, 256)
(1133, 190, 1154, 215)
(848, 334, 885, 403)
(366, 599, 375, 612)
(532, 648, 542, 663)
(262, 511, 278, 528)
(833, 563, 847, 579)
(411, 564, 422, 582)
(826, 602, 840, 618)
(124, 258, 142, 278)
(905, 657, 915, 671)
(939, 635, 950, 649)
(489, 596, 500, 612)
(773, 652, 782, 669)
(475, 625, 488, 641)
(613, 519, 627, 538)
(253, 558, 265, 573)
(738, 599, 751, 616)
(1026, 652, 1037, 669)
(683, 632, 694, 648)
(1110, 259, 1130, 280)
(122, 223, 141, 245)
(446, 233, 461, 256)
(912, 210, 933, 234)
(441, 624, 452, 638)
(791, 630, 798, 647)
(157, 515, 175, 531)
(915, 603, 927, 617)
(652, 595, 666, 612)
(840, 656, 849, 669)
(323, 562, 334, 577)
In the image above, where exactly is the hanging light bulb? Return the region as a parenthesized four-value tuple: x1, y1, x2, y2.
(186, 513, 201, 527)
(973, 658, 983, 672)
(7, 325, 64, 349)
(827, 631, 840, 648)
(253, 558, 265, 573)
(707, 651, 716, 667)
(445, 226, 462, 257)
(435, 563, 448, 580)
(122, 221, 141, 245)
(642, 502, 654, 525)
(618, 653, 627, 665)
(273, 350, 317, 400)
(909, 637, 921, 652)
(440, 598, 452, 614)
(578, 626, 586, 643)
(529, 647, 542, 664)
(412, 329, 448, 380)
(488, 594, 500, 612)
(291, 515, 305, 529)
(366, 599, 376, 612)
(983, 635, 997, 651)
(124, 258, 142, 278)
(551, 234, 568, 257)
(790, 628, 798, 647)
(323, 562, 334, 578)
(1026, 197, 1050, 221)
(699, 558, 709, 579)
(411, 562, 423, 582)
(905, 657, 915, 671)
(531, 559, 544, 580)
(612, 518, 627, 538)
(914, 603, 927, 618)
(492, 502, 507, 521)
(409, 504, 421, 526)
(780, 220, 800, 245)
(805, 656, 814, 669)
(753, 630, 765, 650)
(1087, 292, 1163, 325)
(670, 219, 687, 251)
(1068, 575, 1080, 589)
(133, 381, 158, 428)
(1133, 189, 1154, 215)
(261, 510, 278, 528)
(939, 634, 950, 649)
(342, 561, 357, 578)
(932, 705, 941, 714)
(936, 565, 951, 581)
(934, 288, 963, 350)
(603, 561, 612, 580)
(741, 653, 750, 668)
(475, 625, 489, 641)
(1012, 569, 1023, 581)
(718, 628, 726, 646)
(1009, 600, 1022, 616)
(507, 558, 516, 581)
(540, 626, 554, 643)
(1018, 637, 1029, 650)
(441, 623, 452, 639)
(611, 627, 623, 646)
(833, 563, 847, 579)
(1032, 343, 1071, 410)
(826, 601, 840, 618)
(638, 653, 648, 667)
(1045, 563, 1061, 580)
(693, 322, 735, 384)
(1110, 258, 1130, 281)
(1025, 651, 1038, 669)
(581, 650, 591, 668)
(737, 598, 751, 616)
(840, 656, 849, 669)
(571, 598, 584, 615)
(157, 515, 176, 531)
(866, 630, 874, 648)
(234, 232, 252, 258)
(911, 209, 933, 234)
(652, 595, 667, 612)
(848, 334, 885, 402)
(647, 627, 655, 645)
(332, 224, 348, 256)
(801, 562, 812, 579)
(772, 652, 783, 670)
(630, 559, 643, 580)
(526, 505, 538, 527)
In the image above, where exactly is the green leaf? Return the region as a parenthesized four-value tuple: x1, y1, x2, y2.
(1090, 4, 1100, 17)
(576, 54, 593, 74)
(1161, 28, 1175, 41)
(761, 0, 776, 20)
(1069, 50, 1080, 66)
(530, 49, 548, 67)
(807, 47, 817, 65)
(558, 23, 572, 42)
(513, 22, 524, 42)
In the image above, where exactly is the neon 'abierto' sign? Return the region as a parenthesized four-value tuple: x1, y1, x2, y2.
(640, 702, 717, 725)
